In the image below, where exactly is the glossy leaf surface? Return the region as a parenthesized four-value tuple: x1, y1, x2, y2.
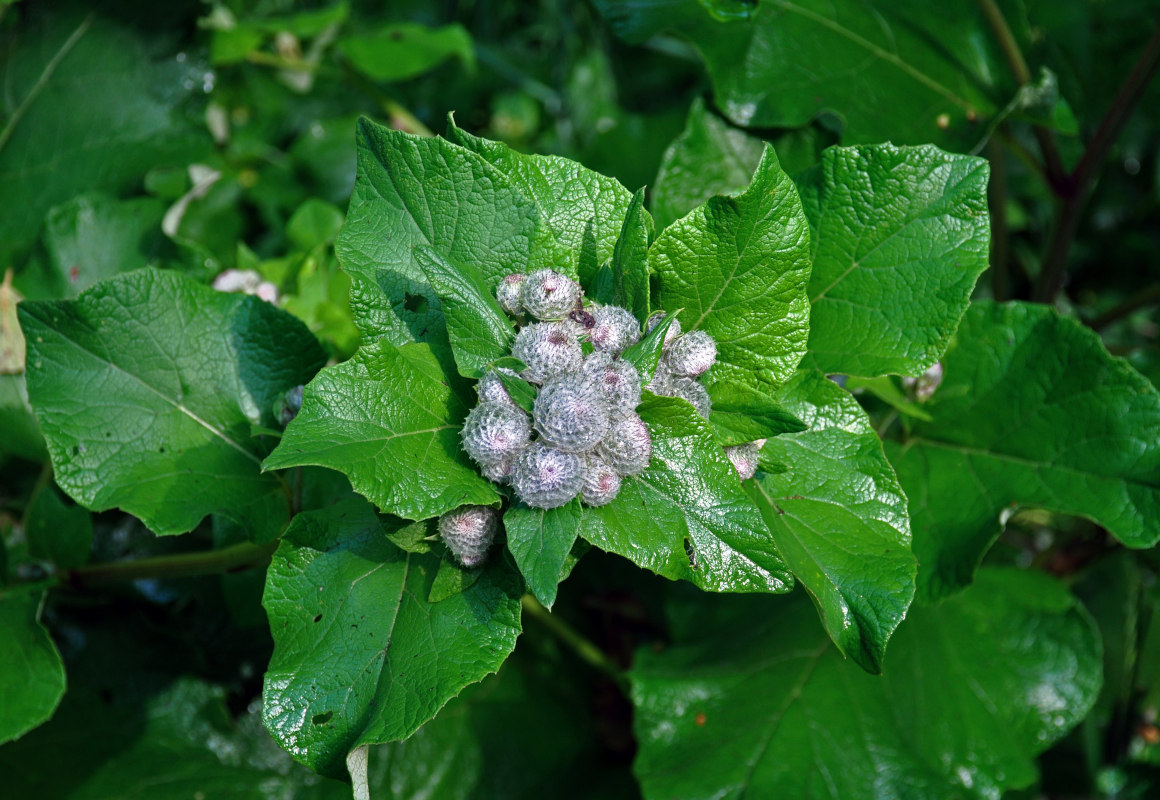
(747, 370, 914, 673)
(503, 500, 582, 608)
(581, 394, 792, 594)
(262, 499, 523, 778)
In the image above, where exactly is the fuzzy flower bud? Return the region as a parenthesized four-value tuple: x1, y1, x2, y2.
(496, 274, 526, 316)
(477, 368, 519, 408)
(582, 352, 641, 411)
(519, 269, 581, 321)
(644, 361, 674, 395)
(512, 443, 585, 509)
(725, 441, 764, 481)
(582, 456, 622, 507)
(589, 305, 641, 354)
(438, 505, 499, 568)
(533, 373, 612, 452)
(482, 455, 517, 485)
(597, 413, 652, 476)
(669, 376, 712, 420)
(664, 330, 717, 377)
(646, 311, 682, 346)
(511, 322, 583, 384)
(462, 401, 531, 468)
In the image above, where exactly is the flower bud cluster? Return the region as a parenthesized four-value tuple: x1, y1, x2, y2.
(459, 269, 659, 512)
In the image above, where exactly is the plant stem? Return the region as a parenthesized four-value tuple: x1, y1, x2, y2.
(60, 541, 279, 590)
(977, 0, 1068, 193)
(520, 594, 629, 692)
(1035, 22, 1160, 303)
(1090, 283, 1160, 330)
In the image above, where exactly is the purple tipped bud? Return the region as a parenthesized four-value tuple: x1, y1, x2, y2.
(512, 443, 585, 509)
(477, 368, 518, 408)
(725, 442, 762, 481)
(496, 274, 526, 316)
(646, 311, 682, 346)
(582, 456, 622, 507)
(511, 322, 583, 384)
(533, 373, 612, 452)
(589, 305, 641, 354)
(669, 376, 711, 420)
(462, 401, 531, 468)
(582, 352, 642, 411)
(665, 330, 717, 377)
(438, 505, 498, 567)
(520, 269, 581, 321)
(597, 413, 652, 476)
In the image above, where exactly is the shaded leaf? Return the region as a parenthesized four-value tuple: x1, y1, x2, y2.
(340, 23, 474, 83)
(632, 569, 1101, 800)
(887, 301, 1160, 602)
(25, 481, 92, 569)
(0, 592, 65, 745)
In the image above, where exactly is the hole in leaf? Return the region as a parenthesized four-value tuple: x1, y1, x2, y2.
(312, 614, 322, 623)
(311, 711, 333, 725)
(403, 293, 428, 314)
(683, 538, 698, 570)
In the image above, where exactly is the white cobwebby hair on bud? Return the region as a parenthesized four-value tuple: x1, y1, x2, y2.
(511, 322, 583, 384)
(519, 269, 581, 321)
(596, 413, 653, 476)
(512, 443, 585, 509)
(496, 273, 526, 316)
(476, 367, 519, 408)
(461, 401, 531, 467)
(669, 376, 712, 420)
(725, 441, 764, 481)
(589, 305, 641, 354)
(438, 505, 499, 567)
(582, 456, 622, 506)
(582, 352, 641, 412)
(533, 373, 612, 453)
(665, 330, 717, 377)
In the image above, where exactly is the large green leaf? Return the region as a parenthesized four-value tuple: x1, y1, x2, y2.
(649, 145, 811, 392)
(264, 339, 500, 522)
(581, 394, 792, 594)
(262, 499, 523, 778)
(0, 592, 65, 745)
(747, 370, 914, 674)
(20, 269, 325, 539)
(447, 121, 635, 287)
(651, 98, 765, 231)
(503, 500, 582, 608)
(594, 0, 1005, 151)
(798, 144, 991, 377)
(336, 118, 538, 343)
(887, 301, 1160, 602)
(413, 245, 515, 379)
(632, 568, 1102, 800)
(0, 7, 210, 265)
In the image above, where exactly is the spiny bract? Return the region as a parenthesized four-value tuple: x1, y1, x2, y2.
(582, 456, 622, 507)
(461, 401, 531, 467)
(582, 352, 641, 412)
(589, 305, 641, 354)
(438, 505, 499, 567)
(597, 413, 653, 476)
(533, 373, 612, 453)
(496, 273, 525, 316)
(665, 330, 717, 377)
(511, 321, 583, 384)
(512, 443, 585, 509)
(520, 269, 581, 321)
